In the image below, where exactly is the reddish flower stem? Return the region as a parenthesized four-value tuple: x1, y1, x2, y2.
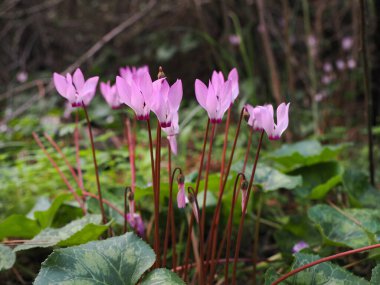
(183, 119, 210, 281)
(224, 173, 245, 285)
(272, 243, 380, 285)
(82, 105, 107, 225)
(208, 108, 245, 280)
(232, 130, 264, 284)
(75, 111, 84, 190)
(32, 132, 85, 213)
(124, 187, 128, 234)
(163, 166, 181, 269)
(126, 117, 136, 211)
(154, 124, 162, 267)
(200, 123, 216, 280)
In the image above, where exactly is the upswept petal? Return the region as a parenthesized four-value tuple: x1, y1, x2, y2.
(275, 103, 290, 137)
(73, 68, 85, 90)
(167, 135, 178, 155)
(116, 76, 131, 106)
(177, 183, 187, 208)
(205, 82, 218, 120)
(53, 73, 67, 97)
(220, 79, 232, 115)
(130, 80, 145, 118)
(258, 105, 275, 138)
(80, 76, 99, 99)
(195, 79, 208, 109)
(245, 104, 255, 127)
(228, 68, 239, 101)
(100, 82, 109, 97)
(168, 79, 183, 112)
(138, 71, 153, 103)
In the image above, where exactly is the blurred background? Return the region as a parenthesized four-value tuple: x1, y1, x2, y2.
(0, 0, 379, 216)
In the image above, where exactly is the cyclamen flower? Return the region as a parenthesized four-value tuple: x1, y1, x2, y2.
(195, 73, 232, 123)
(177, 175, 187, 208)
(292, 241, 309, 253)
(257, 103, 290, 140)
(245, 104, 264, 131)
(100, 81, 120, 109)
(53, 68, 99, 107)
(163, 112, 180, 155)
(116, 70, 154, 120)
(119, 65, 149, 81)
(126, 213, 145, 237)
(151, 79, 183, 128)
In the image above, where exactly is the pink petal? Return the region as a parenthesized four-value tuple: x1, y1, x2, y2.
(228, 68, 239, 101)
(167, 135, 178, 155)
(80, 76, 99, 97)
(220, 80, 232, 115)
(275, 103, 290, 137)
(205, 82, 218, 121)
(130, 80, 145, 118)
(258, 105, 275, 138)
(177, 183, 187, 208)
(73, 68, 85, 90)
(116, 76, 131, 106)
(168, 79, 183, 112)
(53, 73, 67, 97)
(195, 79, 208, 109)
(138, 71, 153, 103)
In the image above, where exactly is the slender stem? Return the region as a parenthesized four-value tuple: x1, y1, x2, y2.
(252, 192, 263, 285)
(163, 166, 182, 269)
(154, 124, 162, 267)
(32, 132, 85, 213)
(360, 0, 375, 185)
(224, 173, 245, 285)
(183, 119, 210, 281)
(208, 108, 245, 279)
(126, 117, 136, 209)
(220, 108, 231, 178)
(232, 131, 264, 284)
(124, 188, 128, 234)
(200, 123, 216, 279)
(242, 128, 254, 174)
(75, 110, 84, 190)
(272, 243, 380, 285)
(82, 105, 107, 225)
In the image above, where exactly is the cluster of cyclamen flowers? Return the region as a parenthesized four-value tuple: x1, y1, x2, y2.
(53, 66, 290, 207)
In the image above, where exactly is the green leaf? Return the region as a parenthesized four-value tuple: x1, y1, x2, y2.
(268, 140, 344, 172)
(0, 245, 15, 271)
(308, 205, 380, 248)
(141, 269, 185, 285)
(233, 162, 302, 191)
(289, 253, 369, 284)
(371, 264, 380, 284)
(291, 162, 342, 199)
(14, 215, 108, 252)
(0, 214, 40, 240)
(342, 168, 380, 208)
(33, 193, 72, 228)
(264, 267, 280, 285)
(34, 232, 155, 285)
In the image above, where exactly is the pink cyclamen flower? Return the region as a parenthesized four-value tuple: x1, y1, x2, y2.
(245, 104, 265, 131)
(292, 241, 309, 253)
(228, 34, 241, 46)
(195, 73, 233, 123)
(323, 62, 333, 73)
(347, 58, 356, 69)
(126, 213, 145, 237)
(342, 36, 353, 51)
(53, 68, 99, 107)
(177, 178, 187, 208)
(151, 79, 183, 128)
(163, 112, 179, 155)
(257, 103, 290, 140)
(116, 70, 154, 120)
(119, 65, 149, 81)
(336, 59, 346, 71)
(100, 81, 120, 109)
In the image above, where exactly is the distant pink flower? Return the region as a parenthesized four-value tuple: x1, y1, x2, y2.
(119, 65, 149, 81)
(177, 177, 187, 208)
(315, 92, 327, 102)
(53, 68, 99, 107)
(163, 112, 179, 155)
(116, 70, 154, 120)
(241, 188, 247, 211)
(257, 103, 290, 140)
(16, 71, 28, 83)
(321, 75, 332, 85)
(126, 213, 145, 237)
(307, 35, 317, 48)
(245, 104, 264, 131)
(228, 34, 241, 46)
(342, 36, 353, 51)
(336, 60, 346, 71)
(323, 62, 333, 73)
(151, 79, 183, 128)
(292, 241, 309, 253)
(347, 58, 356, 69)
(100, 81, 120, 109)
(195, 70, 236, 123)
